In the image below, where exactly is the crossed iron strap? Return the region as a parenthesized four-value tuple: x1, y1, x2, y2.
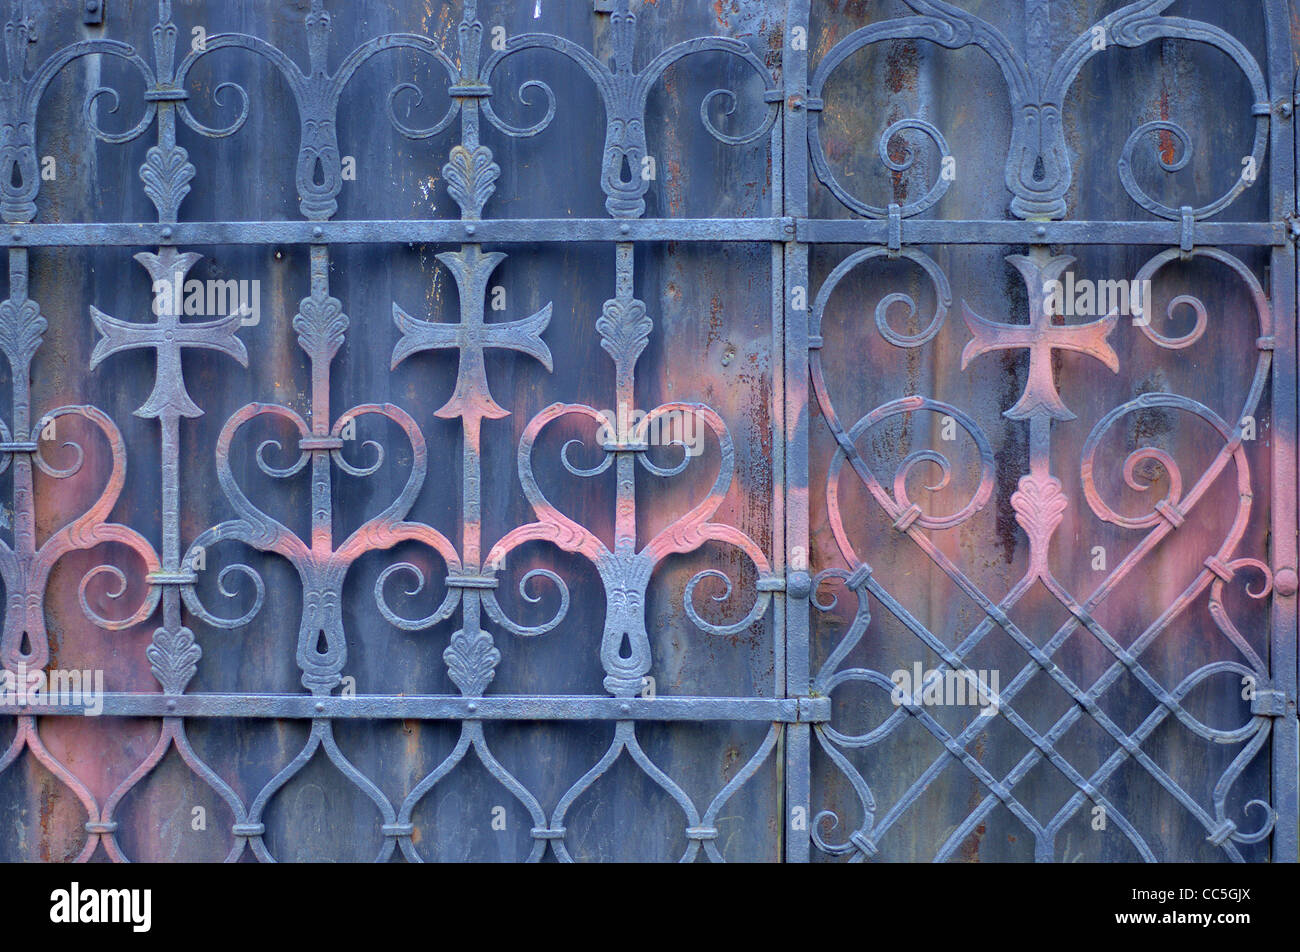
(788, 0, 1286, 862)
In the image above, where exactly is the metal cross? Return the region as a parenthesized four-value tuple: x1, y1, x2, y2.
(961, 253, 1118, 421)
(392, 245, 552, 430)
(89, 247, 248, 420)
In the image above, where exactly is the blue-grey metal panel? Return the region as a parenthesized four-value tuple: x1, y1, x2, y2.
(0, 0, 787, 863)
(802, 0, 1297, 862)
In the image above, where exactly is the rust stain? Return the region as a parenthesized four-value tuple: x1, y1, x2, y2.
(885, 40, 919, 94)
(711, 0, 728, 31)
(666, 159, 684, 216)
(959, 733, 988, 862)
(828, 0, 871, 17)
(707, 293, 724, 348)
(1157, 84, 1176, 167)
(38, 777, 55, 862)
(765, 23, 783, 69)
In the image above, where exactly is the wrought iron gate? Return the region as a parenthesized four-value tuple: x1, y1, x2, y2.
(0, 0, 1295, 862)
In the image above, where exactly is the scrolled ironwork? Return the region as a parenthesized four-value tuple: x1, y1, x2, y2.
(0, 0, 1289, 865)
(809, 232, 1284, 860)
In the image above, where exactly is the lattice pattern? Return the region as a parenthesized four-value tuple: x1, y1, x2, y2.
(796, 0, 1296, 862)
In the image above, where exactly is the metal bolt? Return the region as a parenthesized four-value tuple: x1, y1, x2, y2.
(312, 226, 323, 239)
(1276, 568, 1299, 597)
(1281, 101, 1293, 118)
(1035, 225, 1047, 238)
(619, 223, 630, 235)
(465, 224, 476, 236)
(314, 701, 325, 712)
(161, 226, 172, 240)
(166, 699, 176, 711)
(467, 702, 477, 713)
(620, 702, 631, 714)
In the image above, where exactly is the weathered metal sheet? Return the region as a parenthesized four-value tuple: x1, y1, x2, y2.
(801, 0, 1297, 862)
(0, 0, 1294, 864)
(0, 0, 786, 863)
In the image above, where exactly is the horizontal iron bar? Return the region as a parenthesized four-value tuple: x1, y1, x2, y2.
(0, 219, 792, 246)
(799, 219, 1288, 245)
(0, 693, 832, 722)
(0, 219, 1284, 247)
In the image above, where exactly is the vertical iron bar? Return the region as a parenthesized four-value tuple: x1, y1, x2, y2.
(459, 0, 482, 569)
(1266, 0, 1298, 862)
(783, 0, 811, 863)
(154, 0, 184, 640)
(769, 37, 788, 865)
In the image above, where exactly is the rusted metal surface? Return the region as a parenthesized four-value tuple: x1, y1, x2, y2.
(0, 0, 1295, 863)
(801, 0, 1297, 862)
(0, 0, 786, 863)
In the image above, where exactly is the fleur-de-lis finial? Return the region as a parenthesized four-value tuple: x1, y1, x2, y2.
(609, 0, 635, 75)
(458, 0, 481, 83)
(152, 0, 177, 84)
(305, 0, 331, 78)
(2, 0, 33, 85)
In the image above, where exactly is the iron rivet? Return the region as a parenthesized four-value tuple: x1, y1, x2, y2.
(166, 699, 176, 710)
(1035, 225, 1047, 237)
(620, 703, 630, 714)
(1276, 568, 1299, 597)
(467, 702, 477, 713)
(315, 701, 325, 712)
(9, 231, 17, 241)
(465, 224, 476, 235)
(161, 226, 172, 240)
(1282, 102, 1293, 118)
(312, 226, 323, 239)
(619, 223, 630, 234)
